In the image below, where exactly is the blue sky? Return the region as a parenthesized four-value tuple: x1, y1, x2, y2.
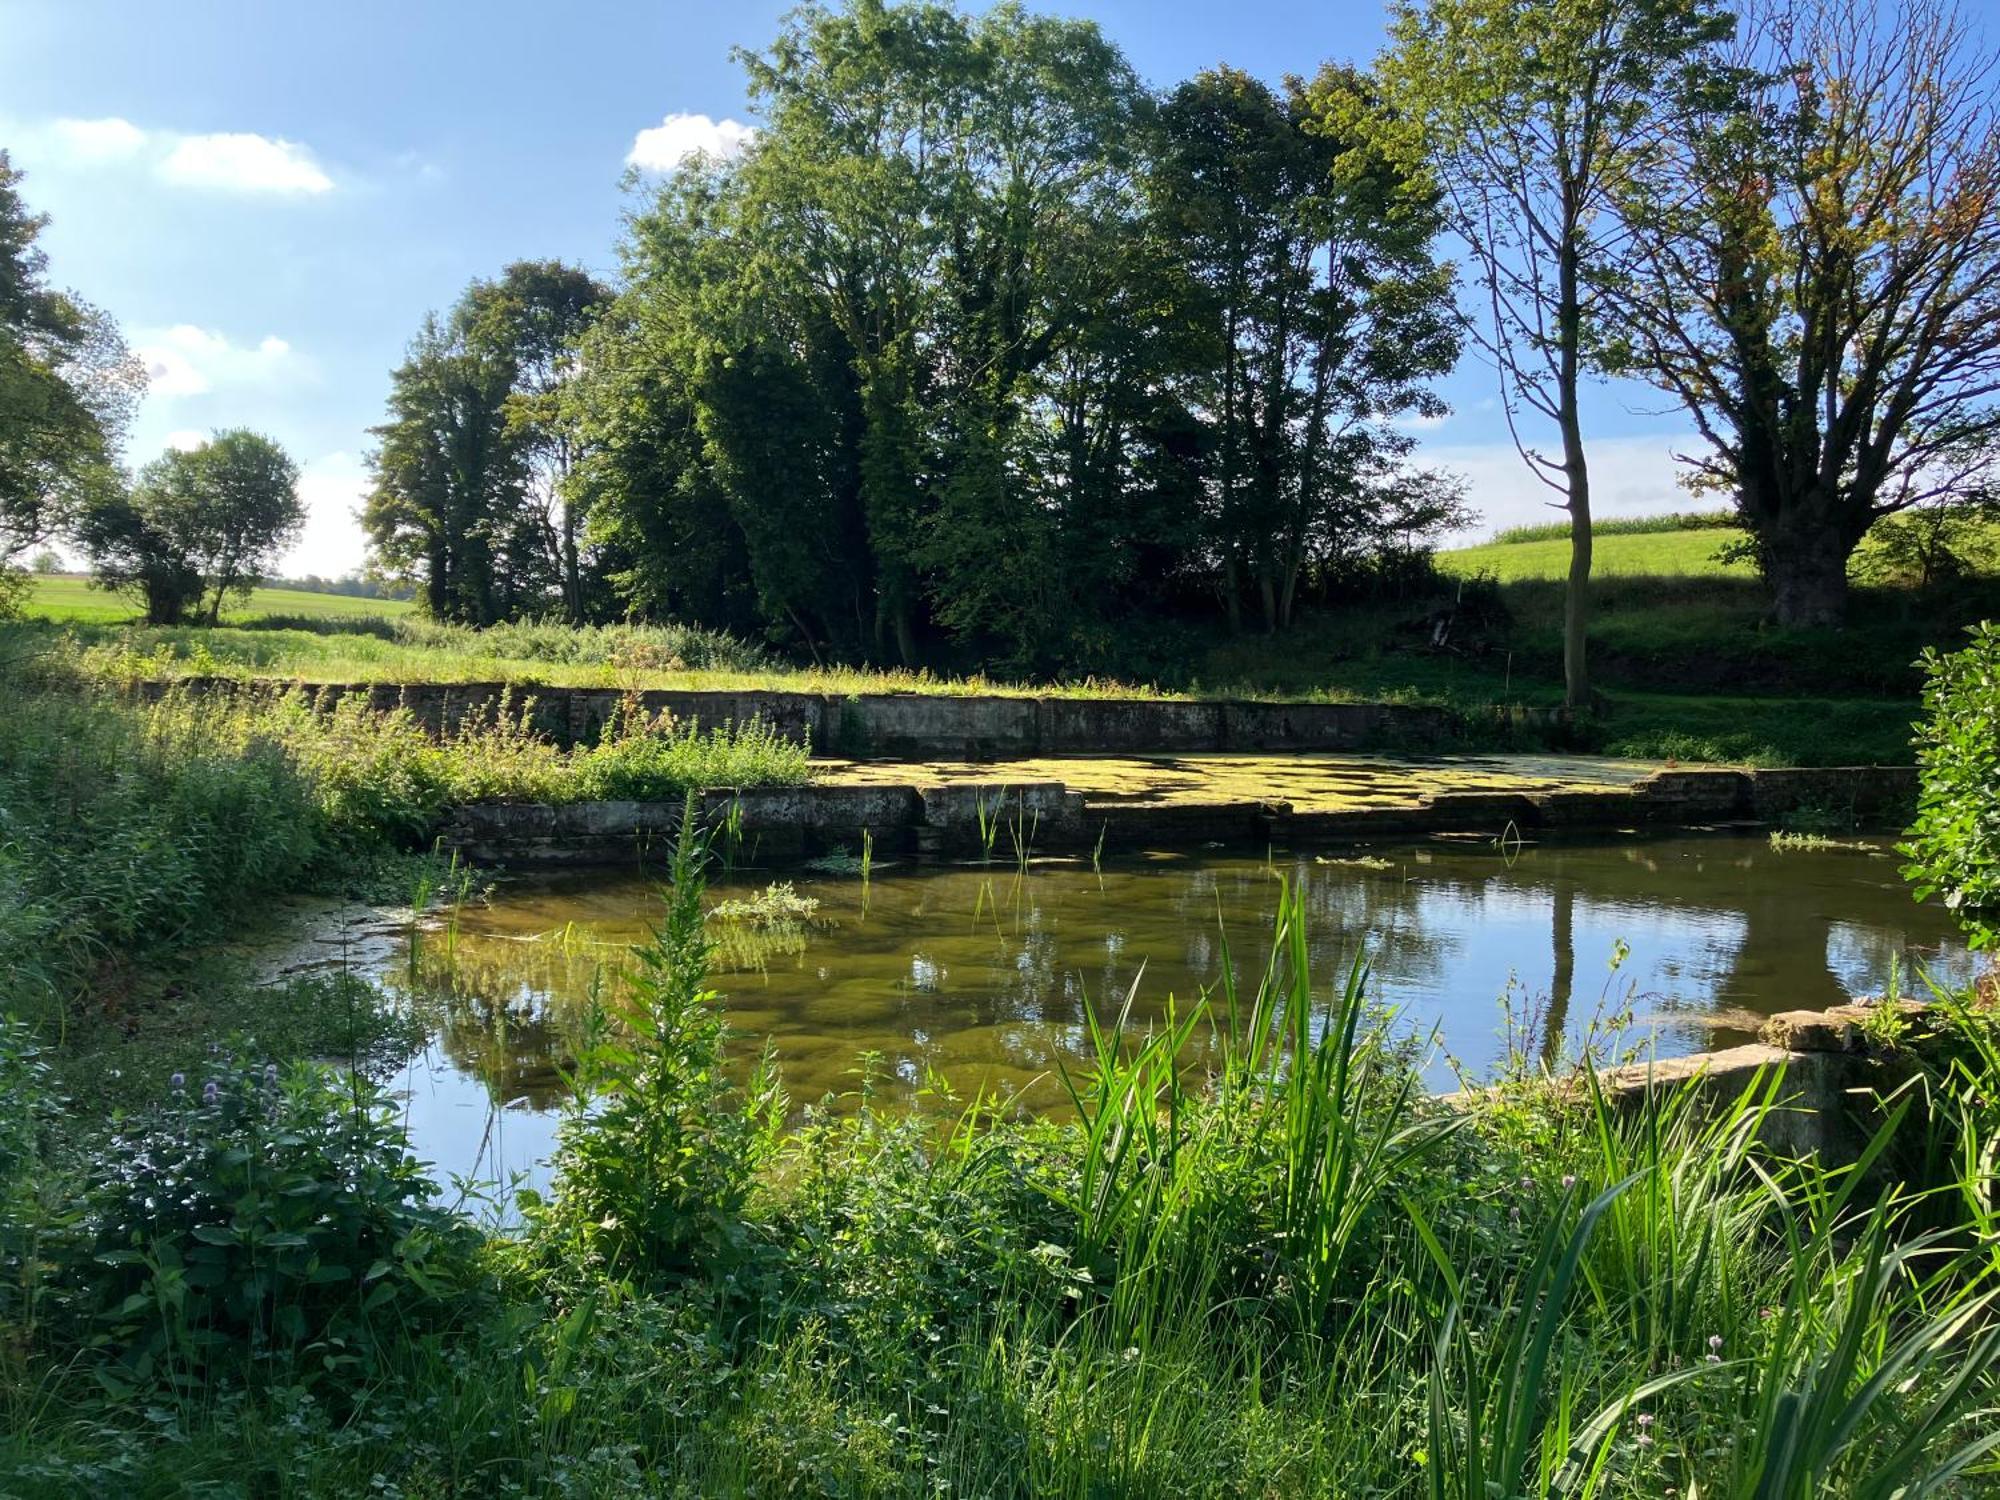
(3, 0, 1708, 576)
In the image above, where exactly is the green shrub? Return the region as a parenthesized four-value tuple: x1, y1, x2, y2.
(0, 656, 812, 1009)
(74, 1056, 480, 1390)
(392, 617, 774, 673)
(1903, 622, 2000, 948)
(525, 804, 784, 1292)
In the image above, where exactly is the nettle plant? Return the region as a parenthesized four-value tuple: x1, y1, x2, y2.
(77, 1055, 480, 1390)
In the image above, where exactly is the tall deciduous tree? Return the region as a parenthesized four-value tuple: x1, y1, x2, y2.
(1605, 0, 2000, 626)
(367, 264, 611, 625)
(732, 0, 1145, 665)
(1376, 0, 1732, 706)
(79, 431, 303, 625)
(475, 261, 609, 624)
(1151, 65, 1463, 632)
(364, 310, 522, 625)
(0, 151, 143, 573)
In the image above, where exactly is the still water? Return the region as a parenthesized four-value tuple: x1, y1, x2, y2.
(375, 835, 1971, 1198)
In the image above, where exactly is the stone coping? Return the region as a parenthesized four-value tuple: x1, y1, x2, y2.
(1441, 999, 1948, 1167)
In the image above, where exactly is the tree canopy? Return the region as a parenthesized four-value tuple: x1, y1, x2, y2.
(394, 2, 1468, 671)
(1604, 0, 2000, 626)
(79, 430, 304, 625)
(0, 152, 143, 578)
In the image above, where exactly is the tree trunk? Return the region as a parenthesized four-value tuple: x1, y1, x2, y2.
(145, 578, 181, 626)
(1764, 520, 1853, 628)
(562, 496, 583, 625)
(1557, 241, 1592, 710)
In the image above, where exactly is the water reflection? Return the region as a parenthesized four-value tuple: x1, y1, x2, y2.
(377, 835, 1971, 1194)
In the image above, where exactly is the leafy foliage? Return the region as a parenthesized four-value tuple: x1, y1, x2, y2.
(0, 152, 143, 568)
(526, 802, 782, 1291)
(76, 429, 304, 626)
(375, 5, 1467, 673)
(1903, 622, 2000, 949)
(73, 1056, 480, 1390)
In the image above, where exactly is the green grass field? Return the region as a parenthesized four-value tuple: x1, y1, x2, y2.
(23, 573, 413, 624)
(1438, 526, 1753, 581)
(11, 531, 1988, 766)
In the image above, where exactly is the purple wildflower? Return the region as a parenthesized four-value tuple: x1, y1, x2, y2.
(202, 1079, 219, 1106)
(168, 1072, 185, 1092)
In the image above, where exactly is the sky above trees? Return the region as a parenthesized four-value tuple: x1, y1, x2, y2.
(0, 0, 1724, 575)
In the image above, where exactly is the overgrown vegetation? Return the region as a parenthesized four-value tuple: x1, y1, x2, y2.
(1904, 622, 2000, 950)
(4, 804, 1998, 1494)
(0, 645, 808, 1016)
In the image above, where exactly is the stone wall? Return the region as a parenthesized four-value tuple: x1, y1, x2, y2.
(1447, 999, 1940, 1169)
(436, 762, 1919, 867)
(142, 677, 1506, 757)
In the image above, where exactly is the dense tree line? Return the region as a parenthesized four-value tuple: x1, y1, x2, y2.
(363, 261, 610, 627)
(368, 4, 1469, 670)
(362, 0, 2000, 684)
(6, 0, 1994, 671)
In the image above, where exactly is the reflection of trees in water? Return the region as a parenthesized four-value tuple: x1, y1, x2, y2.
(1293, 860, 1456, 998)
(386, 930, 627, 1110)
(378, 838, 1962, 1119)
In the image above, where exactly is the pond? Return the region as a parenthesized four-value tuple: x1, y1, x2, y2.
(369, 834, 1972, 1200)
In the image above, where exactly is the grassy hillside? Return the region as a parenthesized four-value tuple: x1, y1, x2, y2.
(9, 519, 1992, 766)
(23, 573, 414, 624)
(1439, 525, 1753, 581)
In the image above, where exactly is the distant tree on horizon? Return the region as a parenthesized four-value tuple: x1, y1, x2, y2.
(78, 430, 304, 626)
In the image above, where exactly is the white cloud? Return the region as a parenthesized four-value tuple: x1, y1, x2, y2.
(284, 452, 370, 576)
(627, 113, 756, 172)
(46, 116, 147, 162)
(158, 132, 333, 194)
(16, 116, 335, 194)
(163, 429, 207, 452)
(134, 325, 300, 400)
(1421, 432, 1727, 543)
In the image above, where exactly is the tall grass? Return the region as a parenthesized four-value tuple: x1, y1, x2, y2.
(1485, 510, 1740, 546)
